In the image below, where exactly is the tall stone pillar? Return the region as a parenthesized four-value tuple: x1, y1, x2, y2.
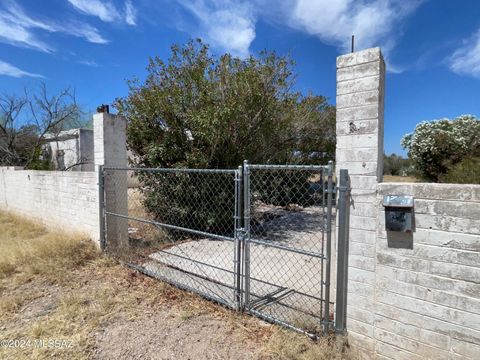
(335, 48, 385, 357)
(94, 112, 129, 250)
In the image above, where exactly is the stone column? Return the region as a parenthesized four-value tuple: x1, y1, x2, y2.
(335, 48, 385, 357)
(94, 112, 129, 250)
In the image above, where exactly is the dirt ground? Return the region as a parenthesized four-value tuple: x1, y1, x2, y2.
(0, 211, 353, 360)
(1, 257, 271, 360)
(141, 204, 333, 332)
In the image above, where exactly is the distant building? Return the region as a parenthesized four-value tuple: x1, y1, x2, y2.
(44, 128, 94, 171)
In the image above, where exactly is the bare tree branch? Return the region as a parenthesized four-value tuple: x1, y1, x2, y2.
(0, 84, 81, 169)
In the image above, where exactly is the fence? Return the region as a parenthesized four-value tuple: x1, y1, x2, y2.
(101, 161, 351, 337)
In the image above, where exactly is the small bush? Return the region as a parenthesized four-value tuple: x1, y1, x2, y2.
(440, 157, 480, 184)
(384, 154, 412, 176)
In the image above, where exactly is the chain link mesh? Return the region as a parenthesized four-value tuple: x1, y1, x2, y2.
(244, 165, 334, 335)
(103, 168, 240, 308)
(102, 163, 335, 336)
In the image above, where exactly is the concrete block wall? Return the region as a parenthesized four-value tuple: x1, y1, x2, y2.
(376, 183, 480, 359)
(336, 48, 480, 359)
(93, 112, 129, 249)
(0, 113, 128, 248)
(0, 168, 99, 243)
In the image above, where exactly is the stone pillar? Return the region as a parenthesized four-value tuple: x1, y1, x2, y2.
(94, 112, 129, 250)
(335, 48, 385, 357)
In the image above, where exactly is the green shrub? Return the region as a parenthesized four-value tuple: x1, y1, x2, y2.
(251, 170, 320, 207)
(440, 157, 480, 184)
(384, 154, 412, 176)
(139, 171, 236, 236)
(116, 40, 335, 235)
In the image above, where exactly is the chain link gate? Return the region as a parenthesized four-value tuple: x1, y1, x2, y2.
(240, 162, 335, 336)
(101, 162, 349, 337)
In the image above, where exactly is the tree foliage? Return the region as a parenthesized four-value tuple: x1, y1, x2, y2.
(383, 153, 412, 176)
(401, 115, 480, 182)
(116, 39, 335, 169)
(440, 157, 480, 184)
(116, 40, 336, 235)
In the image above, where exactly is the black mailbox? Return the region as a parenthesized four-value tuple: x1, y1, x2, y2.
(383, 195, 414, 233)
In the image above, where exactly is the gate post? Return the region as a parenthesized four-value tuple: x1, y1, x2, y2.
(335, 169, 350, 333)
(98, 164, 106, 250)
(324, 160, 334, 333)
(242, 160, 251, 309)
(234, 165, 243, 310)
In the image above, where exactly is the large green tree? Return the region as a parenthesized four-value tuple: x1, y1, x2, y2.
(116, 39, 335, 169)
(115, 40, 335, 236)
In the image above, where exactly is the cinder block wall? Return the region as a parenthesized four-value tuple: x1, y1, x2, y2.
(375, 183, 480, 359)
(0, 168, 99, 243)
(0, 112, 128, 247)
(336, 48, 480, 359)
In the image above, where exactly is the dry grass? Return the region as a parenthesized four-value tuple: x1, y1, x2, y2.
(0, 211, 353, 360)
(0, 212, 98, 284)
(383, 175, 419, 183)
(263, 331, 354, 360)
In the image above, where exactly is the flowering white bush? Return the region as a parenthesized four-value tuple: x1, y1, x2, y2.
(401, 115, 480, 181)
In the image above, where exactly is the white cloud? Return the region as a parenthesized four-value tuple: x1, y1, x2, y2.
(284, 0, 422, 54)
(125, 0, 137, 26)
(175, 0, 422, 64)
(63, 22, 109, 44)
(177, 0, 256, 58)
(68, 0, 138, 26)
(449, 30, 480, 79)
(68, 0, 121, 23)
(0, 2, 53, 52)
(0, 60, 44, 78)
(78, 59, 99, 67)
(0, 1, 108, 51)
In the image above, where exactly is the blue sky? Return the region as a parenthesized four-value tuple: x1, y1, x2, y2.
(1, 0, 479, 155)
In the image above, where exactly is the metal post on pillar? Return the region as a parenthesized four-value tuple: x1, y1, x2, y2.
(335, 169, 350, 333)
(323, 160, 334, 334)
(98, 165, 106, 251)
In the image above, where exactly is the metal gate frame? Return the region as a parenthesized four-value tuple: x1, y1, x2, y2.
(100, 162, 350, 337)
(238, 161, 336, 336)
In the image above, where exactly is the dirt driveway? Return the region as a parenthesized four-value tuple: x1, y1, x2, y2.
(0, 211, 351, 360)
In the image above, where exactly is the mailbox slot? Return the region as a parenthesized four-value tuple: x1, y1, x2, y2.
(383, 195, 414, 233)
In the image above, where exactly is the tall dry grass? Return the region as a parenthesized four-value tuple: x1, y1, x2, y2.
(0, 211, 99, 284)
